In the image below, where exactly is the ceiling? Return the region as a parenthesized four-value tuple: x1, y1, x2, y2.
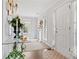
(17, 0, 59, 17)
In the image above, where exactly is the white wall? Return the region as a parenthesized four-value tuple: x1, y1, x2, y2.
(2, 0, 10, 58)
(39, 0, 76, 59)
(2, 0, 39, 59)
(2, 0, 8, 43)
(41, 9, 55, 48)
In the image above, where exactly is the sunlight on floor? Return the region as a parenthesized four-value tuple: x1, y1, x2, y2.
(23, 49, 67, 59)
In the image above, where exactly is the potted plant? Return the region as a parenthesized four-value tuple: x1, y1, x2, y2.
(9, 16, 24, 38)
(6, 42, 25, 59)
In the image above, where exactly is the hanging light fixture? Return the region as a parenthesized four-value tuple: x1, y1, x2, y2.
(7, 0, 18, 15)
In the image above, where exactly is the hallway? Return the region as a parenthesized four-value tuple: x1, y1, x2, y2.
(21, 41, 67, 59)
(2, 0, 77, 59)
(23, 49, 67, 59)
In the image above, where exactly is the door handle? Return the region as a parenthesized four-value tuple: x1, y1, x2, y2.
(69, 26, 71, 30)
(56, 30, 58, 33)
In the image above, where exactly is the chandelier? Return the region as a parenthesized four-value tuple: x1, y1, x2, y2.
(7, 0, 18, 15)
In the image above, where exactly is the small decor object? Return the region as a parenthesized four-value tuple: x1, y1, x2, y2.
(7, 0, 18, 15)
(38, 20, 44, 29)
(20, 35, 27, 52)
(9, 16, 24, 38)
(39, 20, 43, 29)
(20, 35, 27, 43)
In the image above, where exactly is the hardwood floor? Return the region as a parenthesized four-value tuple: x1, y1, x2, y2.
(23, 49, 68, 59)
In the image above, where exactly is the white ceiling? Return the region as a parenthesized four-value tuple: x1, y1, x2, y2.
(17, 0, 59, 17)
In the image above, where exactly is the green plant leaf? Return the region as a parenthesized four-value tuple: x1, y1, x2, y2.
(5, 49, 24, 59)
